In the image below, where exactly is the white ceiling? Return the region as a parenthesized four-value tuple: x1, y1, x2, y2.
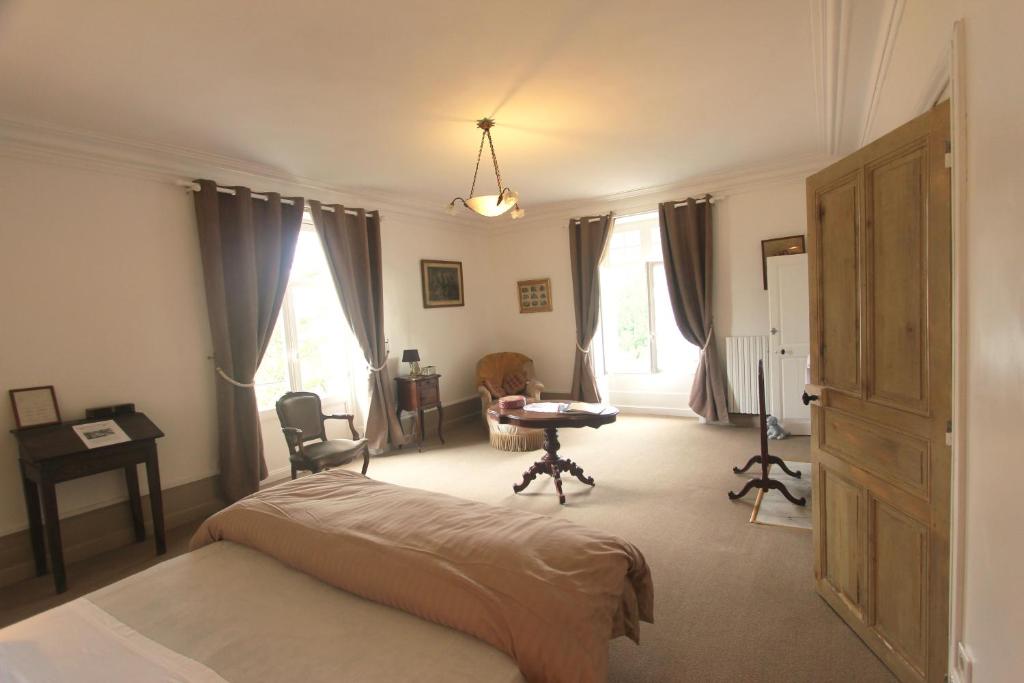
(0, 1, 950, 208)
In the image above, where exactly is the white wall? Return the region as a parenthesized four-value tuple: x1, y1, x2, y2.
(0, 157, 217, 536)
(0, 155, 494, 533)
(484, 180, 810, 398)
(952, 3, 1024, 680)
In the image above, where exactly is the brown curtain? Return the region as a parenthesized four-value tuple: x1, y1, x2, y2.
(657, 196, 730, 423)
(309, 202, 405, 452)
(568, 213, 613, 402)
(193, 179, 304, 502)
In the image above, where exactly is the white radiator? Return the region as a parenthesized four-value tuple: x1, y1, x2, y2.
(725, 335, 771, 414)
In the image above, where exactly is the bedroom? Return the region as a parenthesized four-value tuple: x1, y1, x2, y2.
(0, 1, 1021, 682)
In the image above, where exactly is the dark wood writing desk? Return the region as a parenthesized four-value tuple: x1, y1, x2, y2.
(12, 412, 166, 593)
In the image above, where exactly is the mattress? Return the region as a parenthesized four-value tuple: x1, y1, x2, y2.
(0, 541, 524, 683)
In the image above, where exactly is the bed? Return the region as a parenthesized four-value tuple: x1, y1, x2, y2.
(0, 470, 653, 682)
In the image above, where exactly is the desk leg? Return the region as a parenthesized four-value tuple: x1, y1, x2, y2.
(436, 404, 446, 444)
(39, 481, 66, 593)
(19, 463, 47, 576)
(395, 406, 404, 449)
(417, 409, 425, 452)
(145, 450, 167, 555)
(124, 465, 146, 543)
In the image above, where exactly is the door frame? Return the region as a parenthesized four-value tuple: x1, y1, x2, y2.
(947, 18, 969, 683)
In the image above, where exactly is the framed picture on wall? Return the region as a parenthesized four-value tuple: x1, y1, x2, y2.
(421, 259, 465, 308)
(9, 385, 62, 429)
(517, 278, 552, 313)
(761, 235, 806, 289)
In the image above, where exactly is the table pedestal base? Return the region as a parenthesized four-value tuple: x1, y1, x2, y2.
(512, 427, 595, 505)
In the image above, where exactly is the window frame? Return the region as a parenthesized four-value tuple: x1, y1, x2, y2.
(599, 211, 672, 377)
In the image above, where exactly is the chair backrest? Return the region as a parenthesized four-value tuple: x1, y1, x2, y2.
(476, 352, 536, 390)
(275, 392, 325, 442)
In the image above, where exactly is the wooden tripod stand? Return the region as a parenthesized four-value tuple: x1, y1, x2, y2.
(728, 360, 806, 506)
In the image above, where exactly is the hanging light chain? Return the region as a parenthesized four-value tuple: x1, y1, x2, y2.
(467, 128, 488, 199)
(485, 129, 504, 193)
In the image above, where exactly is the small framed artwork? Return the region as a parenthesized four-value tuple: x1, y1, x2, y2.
(761, 234, 806, 289)
(421, 259, 465, 308)
(518, 278, 552, 313)
(9, 385, 62, 429)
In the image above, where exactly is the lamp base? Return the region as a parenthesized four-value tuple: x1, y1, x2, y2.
(408, 361, 421, 376)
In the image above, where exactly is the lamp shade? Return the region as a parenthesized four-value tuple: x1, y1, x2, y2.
(402, 349, 420, 363)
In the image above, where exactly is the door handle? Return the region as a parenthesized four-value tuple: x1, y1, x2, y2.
(780, 349, 786, 355)
(801, 391, 818, 405)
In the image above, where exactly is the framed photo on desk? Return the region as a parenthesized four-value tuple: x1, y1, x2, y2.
(9, 385, 61, 429)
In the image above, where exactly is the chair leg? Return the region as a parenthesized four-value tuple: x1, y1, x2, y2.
(290, 464, 297, 480)
(361, 445, 370, 475)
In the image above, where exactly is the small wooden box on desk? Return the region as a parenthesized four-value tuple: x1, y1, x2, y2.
(12, 413, 166, 594)
(395, 374, 445, 452)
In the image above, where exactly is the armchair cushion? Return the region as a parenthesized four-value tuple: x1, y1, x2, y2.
(301, 439, 367, 467)
(501, 371, 527, 396)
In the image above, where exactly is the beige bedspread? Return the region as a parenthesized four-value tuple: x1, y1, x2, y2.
(192, 470, 653, 683)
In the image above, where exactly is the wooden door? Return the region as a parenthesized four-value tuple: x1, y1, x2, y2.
(767, 253, 811, 434)
(806, 100, 951, 683)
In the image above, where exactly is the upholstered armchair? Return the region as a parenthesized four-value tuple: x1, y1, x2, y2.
(476, 352, 545, 451)
(276, 392, 370, 479)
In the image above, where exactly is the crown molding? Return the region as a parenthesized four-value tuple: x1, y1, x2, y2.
(0, 117, 484, 232)
(810, 0, 851, 156)
(486, 153, 834, 236)
(859, 0, 906, 147)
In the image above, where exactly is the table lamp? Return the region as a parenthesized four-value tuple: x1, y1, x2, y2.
(402, 349, 421, 376)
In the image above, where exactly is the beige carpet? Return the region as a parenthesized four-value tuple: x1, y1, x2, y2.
(368, 415, 895, 683)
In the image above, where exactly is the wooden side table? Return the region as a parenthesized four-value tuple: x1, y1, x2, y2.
(490, 401, 618, 505)
(395, 374, 444, 452)
(12, 412, 166, 593)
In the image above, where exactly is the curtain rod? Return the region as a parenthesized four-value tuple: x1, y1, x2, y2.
(176, 180, 380, 217)
(672, 195, 716, 208)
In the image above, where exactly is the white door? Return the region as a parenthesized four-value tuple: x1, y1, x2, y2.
(767, 253, 810, 434)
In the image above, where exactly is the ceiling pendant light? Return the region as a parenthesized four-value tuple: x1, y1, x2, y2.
(448, 118, 525, 219)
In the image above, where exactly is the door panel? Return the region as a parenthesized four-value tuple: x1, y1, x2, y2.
(821, 469, 864, 613)
(867, 150, 930, 414)
(871, 498, 928, 676)
(807, 101, 950, 683)
(815, 179, 861, 395)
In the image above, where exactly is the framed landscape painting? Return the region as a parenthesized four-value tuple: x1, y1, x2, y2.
(421, 259, 465, 308)
(517, 278, 552, 313)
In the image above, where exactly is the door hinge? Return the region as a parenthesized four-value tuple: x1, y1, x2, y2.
(945, 140, 953, 168)
(818, 204, 825, 221)
(946, 420, 954, 447)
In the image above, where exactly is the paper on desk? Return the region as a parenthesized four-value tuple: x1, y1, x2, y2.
(522, 402, 566, 413)
(72, 420, 131, 449)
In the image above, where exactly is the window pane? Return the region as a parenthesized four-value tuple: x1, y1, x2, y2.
(289, 230, 357, 409)
(254, 315, 289, 411)
(651, 263, 701, 373)
(600, 262, 651, 373)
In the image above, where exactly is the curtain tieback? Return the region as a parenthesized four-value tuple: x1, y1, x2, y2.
(575, 341, 591, 354)
(215, 366, 255, 388)
(367, 351, 389, 373)
(700, 326, 715, 353)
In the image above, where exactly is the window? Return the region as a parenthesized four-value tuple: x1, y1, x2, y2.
(598, 212, 700, 375)
(254, 215, 364, 413)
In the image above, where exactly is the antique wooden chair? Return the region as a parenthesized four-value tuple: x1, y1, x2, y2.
(275, 392, 369, 479)
(476, 352, 546, 451)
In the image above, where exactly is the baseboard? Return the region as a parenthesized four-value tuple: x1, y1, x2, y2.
(0, 475, 224, 588)
(616, 405, 698, 418)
